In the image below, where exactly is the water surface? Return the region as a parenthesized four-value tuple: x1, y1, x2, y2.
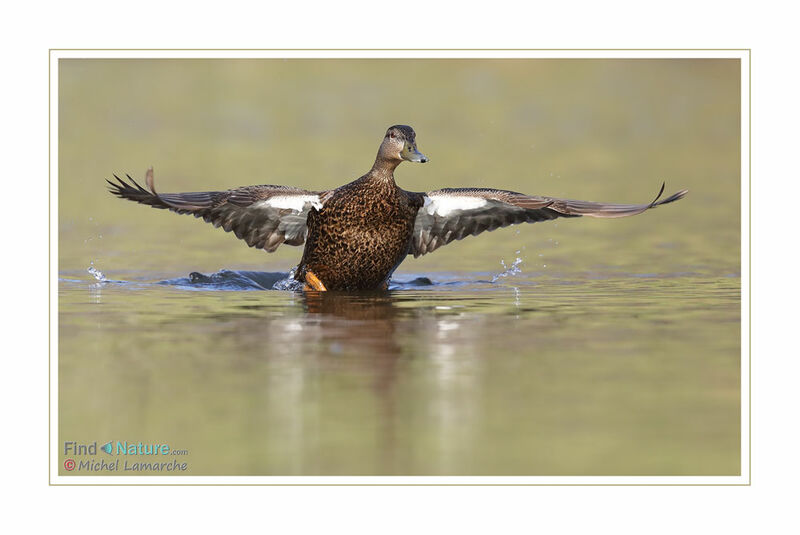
(59, 265, 740, 476)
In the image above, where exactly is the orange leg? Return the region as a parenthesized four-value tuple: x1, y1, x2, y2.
(303, 270, 328, 292)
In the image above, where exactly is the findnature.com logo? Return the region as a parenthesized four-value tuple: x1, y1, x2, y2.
(62, 440, 190, 473)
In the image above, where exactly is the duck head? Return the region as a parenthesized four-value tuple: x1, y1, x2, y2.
(375, 125, 429, 167)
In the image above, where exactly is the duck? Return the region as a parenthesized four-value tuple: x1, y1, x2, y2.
(108, 125, 688, 291)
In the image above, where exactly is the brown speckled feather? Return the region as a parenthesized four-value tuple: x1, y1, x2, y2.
(294, 175, 423, 290)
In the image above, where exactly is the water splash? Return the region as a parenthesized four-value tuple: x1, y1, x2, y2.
(159, 269, 288, 290)
(87, 262, 107, 282)
(491, 256, 523, 283)
(272, 267, 304, 291)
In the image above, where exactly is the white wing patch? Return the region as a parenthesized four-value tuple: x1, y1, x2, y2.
(261, 195, 322, 212)
(424, 195, 488, 217)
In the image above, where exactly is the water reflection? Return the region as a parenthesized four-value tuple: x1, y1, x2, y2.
(300, 291, 419, 473)
(203, 288, 491, 474)
(58, 272, 741, 475)
(424, 316, 483, 473)
(295, 292, 487, 473)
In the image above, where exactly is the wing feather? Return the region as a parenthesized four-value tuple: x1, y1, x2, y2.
(107, 169, 325, 252)
(410, 183, 688, 257)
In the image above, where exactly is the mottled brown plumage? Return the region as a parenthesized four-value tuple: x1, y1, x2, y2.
(108, 125, 688, 291)
(296, 173, 423, 290)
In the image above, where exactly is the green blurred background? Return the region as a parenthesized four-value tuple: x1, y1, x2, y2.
(58, 58, 741, 476)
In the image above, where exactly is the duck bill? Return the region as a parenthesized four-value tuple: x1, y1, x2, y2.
(401, 144, 429, 163)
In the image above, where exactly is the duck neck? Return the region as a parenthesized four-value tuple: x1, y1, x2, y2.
(368, 155, 401, 183)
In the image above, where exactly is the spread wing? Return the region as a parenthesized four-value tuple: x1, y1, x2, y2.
(410, 183, 688, 257)
(107, 168, 326, 252)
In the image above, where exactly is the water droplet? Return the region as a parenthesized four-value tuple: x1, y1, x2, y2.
(87, 264, 106, 282)
(491, 256, 523, 283)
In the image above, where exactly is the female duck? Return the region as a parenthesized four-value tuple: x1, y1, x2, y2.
(109, 125, 687, 291)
